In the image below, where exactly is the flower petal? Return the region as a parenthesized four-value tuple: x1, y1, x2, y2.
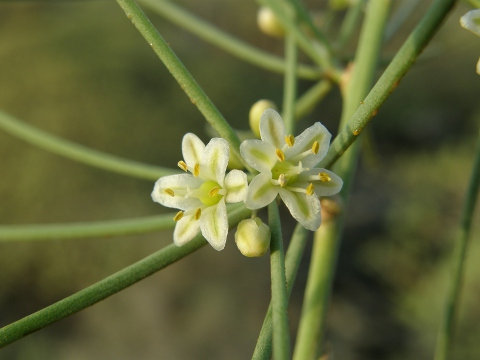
(182, 133, 206, 168)
(259, 109, 286, 149)
(460, 9, 480, 37)
(224, 169, 248, 203)
(200, 199, 228, 251)
(240, 139, 278, 173)
(278, 188, 321, 231)
(202, 138, 229, 186)
(151, 174, 203, 210)
(244, 173, 278, 209)
(174, 214, 201, 246)
(286, 122, 331, 168)
(297, 168, 343, 196)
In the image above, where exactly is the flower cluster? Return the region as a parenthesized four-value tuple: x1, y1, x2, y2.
(152, 109, 343, 252)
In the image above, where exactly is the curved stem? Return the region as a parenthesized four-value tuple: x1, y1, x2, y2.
(282, 34, 297, 136)
(0, 204, 250, 348)
(138, 0, 322, 80)
(0, 110, 176, 180)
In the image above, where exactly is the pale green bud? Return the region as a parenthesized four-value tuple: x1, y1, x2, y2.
(249, 100, 277, 138)
(235, 218, 271, 257)
(257, 7, 285, 38)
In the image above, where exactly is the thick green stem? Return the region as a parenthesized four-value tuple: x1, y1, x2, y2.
(434, 132, 480, 360)
(282, 34, 298, 135)
(0, 110, 175, 180)
(138, 0, 321, 80)
(0, 205, 250, 348)
(268, 201, 290, 360)
(319, 0, 457, 169)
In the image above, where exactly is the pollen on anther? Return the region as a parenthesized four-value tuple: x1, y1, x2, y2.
(209, 187, 220, 197)
(319, 172, 331, 182)
(306, 183, 314, 196)
(285, 134, 295, 147)
(178, 160, 188, 172)
(311, 141, 320, 154)
(278, 174, 287, 187)
(165, 188, 175, 197)
(173, 211, 184, 221)
(193, 163, 200, 177)
(275, 149, 286, 162)
(195, 208, 202, 220)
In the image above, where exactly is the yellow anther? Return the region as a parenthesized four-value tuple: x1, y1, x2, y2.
(165, 188, 175, 197)
(209, 187, 220, 197)
(178, 160, 188, 172)
(193, 163, 200, 177)
(311, 141, 320, 154)
(319, 172, 331, 182)
(195, 208, 202, 220)
(173, 211, 184, 221)
(306, 183, 314, 196)
(275, 149, 286, 162)
(278, 174, 287, 187)
(285, 134, 295, 147)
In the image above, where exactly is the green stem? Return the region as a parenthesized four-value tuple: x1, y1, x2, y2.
(0, 205, 250, 348)
(115, 0, 250, 170)
(319, 0, 457, 170)
(335, 0, 366, 51)
(282, 34, 298, 135)
(138, 0, 321, 80)
(268, 201, 290, 360)
(0, 110, 176, 180)
(434, 132, 480, 360)
(294, 80, 332, 122)
(252, 223, 309, 360)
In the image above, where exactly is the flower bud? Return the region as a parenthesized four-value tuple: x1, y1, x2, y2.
(235, 218, 271, 257)
(249, 100, 277, 138)
(257, 7, 285, 38)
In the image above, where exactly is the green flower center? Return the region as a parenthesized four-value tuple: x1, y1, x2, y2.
(196, 180, 223, 206)
(271, 161, 299, 185)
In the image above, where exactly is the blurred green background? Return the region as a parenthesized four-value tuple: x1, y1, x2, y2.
(0, 0, 479, 359)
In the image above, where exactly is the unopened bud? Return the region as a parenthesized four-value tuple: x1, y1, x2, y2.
(249, 100, 277, 138)
(235, 218, 271, 257)
(257, 7, 285, 38)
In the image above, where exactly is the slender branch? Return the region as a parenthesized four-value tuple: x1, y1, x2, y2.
(434, 132, 480, 360)
(0, 204, 250, 348)
(0, 110, 176, 180)
(335, 0, 366, 51)
(294, 80, 332, 121)
(282, 34, 298, 135)
(319, 0, 457, 169)
(138, 0, 322, 80)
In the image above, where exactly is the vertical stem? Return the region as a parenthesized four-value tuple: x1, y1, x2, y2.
(268, 201, 291, 360)
(434, 132, 480, 360)
(282, 34, 298, 136)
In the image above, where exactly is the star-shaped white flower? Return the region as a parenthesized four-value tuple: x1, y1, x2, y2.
(240, 109, 343, 230)
(152, 133, 248, 251)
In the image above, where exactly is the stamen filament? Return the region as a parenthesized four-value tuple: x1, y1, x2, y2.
(278, 174, 287, 187)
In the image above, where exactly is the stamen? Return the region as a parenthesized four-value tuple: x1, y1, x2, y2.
(195, 208, 202, 220)
(178, 160, 188, 172)
(319, 172, 331, 182)
(209, 187, 220, 197)
(165, 188, 175, 197)
(173, 211, 184, 221)
(278, 174, 287, 187)
(311, 141, 320, 154)
(193, 163, 200, 177)
(275, 149, 286, 162)
(306, 183, 314, 196)
(285, 134, 295, 147)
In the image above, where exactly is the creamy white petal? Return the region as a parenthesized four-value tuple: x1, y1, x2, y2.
(240, 139, 278, 173)
(182, 133, 206, 168)
(259, 109, 286, 149)
(278, 188, 321, 231)
(201, 138, 229, 186)
(224, 169, 248, 203)
(285, 122, 331, 168)
(460, 9, 480, 37)
(244, 173, 278, 209)
(174, 214, 201, 246)
(200, 199, 228, 251)
(311, 169, 343, 196)
(151, 174, 203, 210)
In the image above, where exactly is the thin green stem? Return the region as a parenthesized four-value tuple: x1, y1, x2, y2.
(335, 0, 366, 51)
(434, 132, 480, 360)
(0, 204, 250, 348)
(282, 34, 298, 135)
(138, 0, 321, 80)
(115, 0, 251, 171)
(294, 80, 332, 121)
(252, 223, 309, 360)
(319, 0, 457, 169)
(0, 110, 176, 180)
(268, 201, 290, 360)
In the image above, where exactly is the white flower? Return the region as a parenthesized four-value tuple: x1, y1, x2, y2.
(460, 9, 480, 75)
(240, 109, 343, 231)
(152, 133, 248, 251)
(235, 217, 271, 257)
